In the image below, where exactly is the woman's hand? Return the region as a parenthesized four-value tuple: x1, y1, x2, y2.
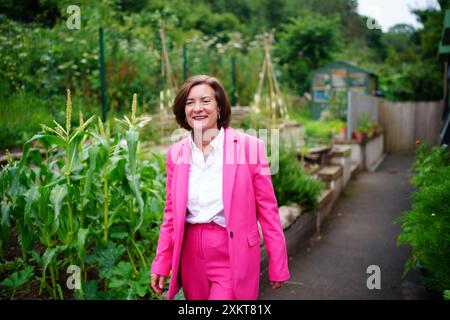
(151, 273, 166, 296)
(270, 281, 284, 290)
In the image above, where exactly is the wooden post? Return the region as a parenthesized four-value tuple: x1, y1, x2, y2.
(183, 44, 188, 81)
(99, 27, 107, 123)
(231, 56, 237, 106)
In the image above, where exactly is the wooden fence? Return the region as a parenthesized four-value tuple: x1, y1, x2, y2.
(348, 92, 444, 154)
(380, 100, 444, 153)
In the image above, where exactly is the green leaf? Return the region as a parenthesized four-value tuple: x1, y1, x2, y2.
(1, 266, 34, 289)
(42, 245, 67, 274)
(1, 203, 11, 233)
(83, 146, 99, 202)
(71, 116, 95, 143)
(42, 247, 57, 273)
(84, 242, 125, 279)
(77, 228, 89, 259)
(126, 130, 139, 173)
(107, 202, 126, 229)
(40, 134, 67, 148)
(24, 185, 40, 224)
(444, 290, 450, 300)
(67, 137, 81, 173)
(30, 250, 42, 265)
(49, 184, 68, 234)
(109, 262, 133, 296)
(76, 280, 99, 300)
(110, 231, 129, 240)
(6, 167, 22, 198)
(128, 174, 144, 233)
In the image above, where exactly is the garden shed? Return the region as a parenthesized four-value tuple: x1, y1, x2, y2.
(311, 61, 378, 119)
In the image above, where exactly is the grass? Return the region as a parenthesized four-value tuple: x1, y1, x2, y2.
(1, 95, 217, 152)
(0, 91, 129, 150)
(0, 92, 55, 150)
(288, 103, 345, 146)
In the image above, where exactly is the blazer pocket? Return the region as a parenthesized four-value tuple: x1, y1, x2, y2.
(247, 230, 260, 247)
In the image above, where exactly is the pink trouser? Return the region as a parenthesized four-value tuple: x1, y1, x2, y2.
(180, 221, 235, 300)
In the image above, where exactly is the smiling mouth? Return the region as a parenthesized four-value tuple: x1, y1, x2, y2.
(193, 116, 208, 120)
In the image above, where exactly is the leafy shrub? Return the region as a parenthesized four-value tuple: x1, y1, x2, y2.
(272, 143, 323, 208)
(396, 143, 450, 295)
(411, 142, 450, 187)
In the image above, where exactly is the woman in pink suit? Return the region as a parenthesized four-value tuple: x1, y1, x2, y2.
(150, 75, 290, 300)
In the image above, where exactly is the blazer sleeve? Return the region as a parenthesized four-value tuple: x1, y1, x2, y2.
(253, 138, 290, 282)
(151, 145, 175, 277)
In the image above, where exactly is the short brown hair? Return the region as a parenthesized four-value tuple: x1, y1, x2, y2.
(173, 75, 232, 130)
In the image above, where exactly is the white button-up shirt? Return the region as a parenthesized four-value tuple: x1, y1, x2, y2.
(186, 127, 226, 227)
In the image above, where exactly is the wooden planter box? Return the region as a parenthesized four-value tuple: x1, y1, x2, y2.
(330, 145, 352, 187)
(364, 134, 385, 172)
(333, 133, 385, 172)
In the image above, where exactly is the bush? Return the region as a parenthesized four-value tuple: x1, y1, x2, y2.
(396, 143, 450, 295)
(411, 142, 450, 187)
(272, 143, 324, 208)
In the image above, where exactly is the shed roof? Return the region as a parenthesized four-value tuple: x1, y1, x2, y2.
(441, 10, 450, 45)
(439, 42, 450, 56)
(313, 61, 377, 78)
(439, 10, 450, 56)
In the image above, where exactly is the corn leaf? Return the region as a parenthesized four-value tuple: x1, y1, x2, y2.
(49, 184, 68, 235)
(77, 228, 89, 260)
(0, 266, 34, 289)
(24, 185, 40, 225)
(42, 248, 57, 274)
(126, 130, 138, 174)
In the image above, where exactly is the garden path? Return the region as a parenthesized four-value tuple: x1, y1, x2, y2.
(259, 155, 431, 300)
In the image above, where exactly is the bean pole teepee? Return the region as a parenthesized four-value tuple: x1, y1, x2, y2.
(159, 21, 177, 116)
(251, 32, 288, 128)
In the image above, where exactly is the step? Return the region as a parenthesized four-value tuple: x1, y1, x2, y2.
(331, 145, 352, 158)
(318, 188, 333, 209)
(350, 162, 359, 177)
(308, 145, 332, 154)
(317, 165, 343, 181)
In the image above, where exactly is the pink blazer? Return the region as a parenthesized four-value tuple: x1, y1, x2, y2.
(151, 126, 290, 300)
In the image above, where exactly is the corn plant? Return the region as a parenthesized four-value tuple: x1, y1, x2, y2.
(0, 91, 165, 300)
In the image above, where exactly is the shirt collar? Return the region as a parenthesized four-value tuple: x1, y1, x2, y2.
(188, 127, 224, 152)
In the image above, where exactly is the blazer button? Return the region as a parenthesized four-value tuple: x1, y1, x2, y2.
(229, 231, 233, 239)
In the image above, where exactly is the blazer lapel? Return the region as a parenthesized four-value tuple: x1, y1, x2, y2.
(223, 127, 240, 226)
(174, 139, 191, 229)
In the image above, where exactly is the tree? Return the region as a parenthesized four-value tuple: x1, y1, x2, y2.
(275, 11, 340, 94)
(0, 0, 61, 26)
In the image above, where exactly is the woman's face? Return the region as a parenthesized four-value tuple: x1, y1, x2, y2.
(185, 84, 219, 132)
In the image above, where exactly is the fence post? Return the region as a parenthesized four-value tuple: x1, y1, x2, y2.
(346, 90, 352, 139)
(99, 27, 107, 123)
(231, 55, 237, 106)
(183, 44, 188, 81)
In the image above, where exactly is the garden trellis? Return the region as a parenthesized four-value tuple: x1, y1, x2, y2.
(251, 32, 288, 127)
(159, 22, 177, 116)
